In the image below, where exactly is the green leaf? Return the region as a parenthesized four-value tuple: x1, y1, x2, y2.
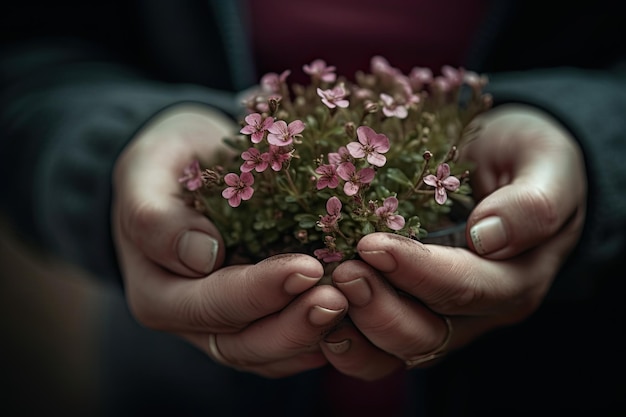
(253, 219, 276, 230)
(385, 167, 413, 187)
(294, 213, 318, 222)
(361, 222, 375, 235)
(294, 213, 318, 228)
(298, 219, 317, 228)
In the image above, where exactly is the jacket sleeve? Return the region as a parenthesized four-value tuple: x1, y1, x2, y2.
(0, 40, 241, 284)
(485, 66, 626, 300)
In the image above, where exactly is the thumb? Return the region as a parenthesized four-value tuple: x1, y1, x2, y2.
(463, 104, 587, 259)
(114, 196, 226, 277)
(112, 104, 234, 276)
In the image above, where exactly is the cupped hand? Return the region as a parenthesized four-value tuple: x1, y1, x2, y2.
(322, 104, 587, 380)
(112, 104, 348, 377)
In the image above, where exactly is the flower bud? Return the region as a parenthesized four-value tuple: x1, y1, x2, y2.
(324, 235, 337, 249)
(268, 95, 281, 114)
(202, 169, 221, 185)
(446, 145, 458, 161)
(364, 100, 379, 113)
(344, 122, 355, 138)
(296, 229, 309, 243)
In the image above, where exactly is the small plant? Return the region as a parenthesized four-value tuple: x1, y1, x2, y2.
(180, 56, 492, 264)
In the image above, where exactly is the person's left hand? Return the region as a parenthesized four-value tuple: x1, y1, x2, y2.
(111, 104, 349, 378)
(320, 104, 587, 380)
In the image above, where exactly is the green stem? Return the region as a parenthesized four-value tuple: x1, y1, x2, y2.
(283, 168, 309, 211)
(401, 159, 431, 199)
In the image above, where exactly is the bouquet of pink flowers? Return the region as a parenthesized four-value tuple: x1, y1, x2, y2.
(180, 56, 492, 264)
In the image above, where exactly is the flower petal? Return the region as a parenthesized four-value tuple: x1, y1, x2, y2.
(423, 174, 438, 187)
(386, 215, 405, 230)
(442, 176, 460, 191)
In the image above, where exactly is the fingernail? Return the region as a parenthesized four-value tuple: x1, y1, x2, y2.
(334, 277, 372, 307)
(309, 306, 345, 326)
(357, 250, 397, 272)
(470, 216, 507, 255)
(324, 339, 351, 354)
(284, 272, 321, 295)
(178, 231, 219, 273)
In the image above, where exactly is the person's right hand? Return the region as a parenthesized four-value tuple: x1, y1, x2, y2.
(320, 104, 587, 380)
(111, 104, 348, 378)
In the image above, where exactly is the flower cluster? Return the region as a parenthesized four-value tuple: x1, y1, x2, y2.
(180, 56, 492, 264)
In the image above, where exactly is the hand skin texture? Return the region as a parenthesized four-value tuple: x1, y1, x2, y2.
(323, 104, 587, 381)
(112, 104, 348, 378)
(111, 102, 586, 381)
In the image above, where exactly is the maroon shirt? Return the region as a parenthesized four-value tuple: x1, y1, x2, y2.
(250, 0, 487, 81)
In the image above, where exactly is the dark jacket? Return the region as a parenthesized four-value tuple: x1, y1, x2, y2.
(1, 1, 625, 415)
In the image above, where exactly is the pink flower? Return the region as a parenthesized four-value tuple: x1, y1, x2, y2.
(370, 55, 402, 79)
(267, 119, 305, 146)
(240, 147, 269, 173)
(408, 66, 433, 90)
(325, 196, 342, 217)
(222, 172, 255, 207)
(260, 70, 290, 93)
(328, 146, 352, 167)
(375, 197, 405, 230)
(346, 126, 390, 167)
(317, 83, 349, 109)
(315, 164, 339, 190)
(433, 76, 452, 94)
(313, 247, 343, 263)
(423, 163, 460, 204)
(441, 65, 464, 89)
(240, 113, 274, 143)
(463, 70, 489, 92)
(178, 160, 203, 191)
(267, 145, 292, 171)
(380, 93, 408, 119)
(241, 92, 270, 113)
(317, 196, 342, 232)
(336, 162, 375, 196)
(303, 59, 337, 83)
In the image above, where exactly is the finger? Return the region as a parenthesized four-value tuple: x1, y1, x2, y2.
(186, 332, 330, 379)
(354, 218, 578, 349)
(235, 351, 330, 379)
(332, 260, 458, 365)
(348, 211, 583, 364)
(321, 320, 403, 381)
(462, 104, 586, 259)
(186, 284, 348, 378)
(112, 105, 235, 276)
(356, 231, 575, 319)
(116, 243, 326, 333)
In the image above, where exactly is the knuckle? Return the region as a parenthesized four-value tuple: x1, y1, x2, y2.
(193, 279, 246, 332)
(126, 200, 164, 240)
(519, 188, 560, 235)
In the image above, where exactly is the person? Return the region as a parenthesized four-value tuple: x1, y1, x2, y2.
(1, 1, 625, 415)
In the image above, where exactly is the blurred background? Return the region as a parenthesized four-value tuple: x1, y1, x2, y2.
(1, 215, 103, 415)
